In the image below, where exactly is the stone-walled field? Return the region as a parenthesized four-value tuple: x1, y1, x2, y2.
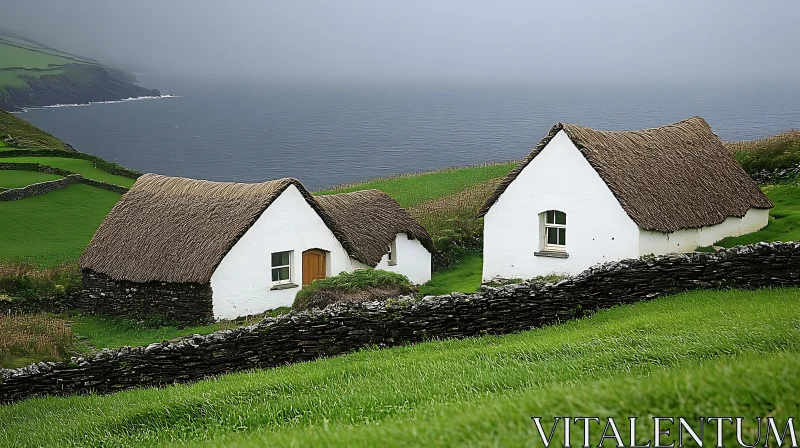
(2, 242, 799, 403)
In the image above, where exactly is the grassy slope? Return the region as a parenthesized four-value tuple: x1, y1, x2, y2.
(1, 288, 798, 447)
(317, 162, 515, 208)
(0, 157, 135, 186)
(0, 110, 67, 150)
(0, 184, 121, 266)
(0, 170, 61, 188)
(0, 42, 77, 69)
(715, 184, 800, 247)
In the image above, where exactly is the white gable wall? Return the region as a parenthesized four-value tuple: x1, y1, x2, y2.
(482, 130, 641, 281)
(210, 184, 352, 320)
(363, 233, 432, 284)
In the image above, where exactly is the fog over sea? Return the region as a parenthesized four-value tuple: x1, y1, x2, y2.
(16, 74, 800, 191)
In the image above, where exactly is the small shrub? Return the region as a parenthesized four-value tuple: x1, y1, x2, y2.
(293, 270, 413, 311)
(729, 131, 800, 182)
(0, 261, 81, 312)
(0, 312, 75, 368)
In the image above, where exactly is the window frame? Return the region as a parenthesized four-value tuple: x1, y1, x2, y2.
(387, 239, 397, 266)
(543, 210, 567, 252)
(270, 250, 293, 285)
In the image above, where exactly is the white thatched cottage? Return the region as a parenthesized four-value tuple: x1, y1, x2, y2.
(478, 116, 773, 281)
(81, 174, 433, 323)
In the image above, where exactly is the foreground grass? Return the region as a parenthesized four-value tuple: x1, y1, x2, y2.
(716, 184, 800, 247)
(0, 170, 61, 188)
(317, 162, 515, 208)
(419, 251, 483, 295)
(1, 288, 798, 447)
(0, 157, 135, 187)
(0, 184, 121, 266)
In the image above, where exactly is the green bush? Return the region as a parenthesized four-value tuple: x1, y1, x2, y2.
(293, 269, 413, 311)
(0, 262, 81, 312)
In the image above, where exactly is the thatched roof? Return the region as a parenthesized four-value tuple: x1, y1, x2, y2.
(81, 174, 350, 284)
(315, 190, 435, 266)
(478, 116, 772, 231)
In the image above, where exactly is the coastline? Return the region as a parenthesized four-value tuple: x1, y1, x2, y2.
(11, 94, 180, 113)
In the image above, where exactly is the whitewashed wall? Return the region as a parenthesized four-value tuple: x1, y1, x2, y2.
(369, 233, 432, 284)
(482, 130, 641, 281)
(210, 185, 352, 319)
(639, 208, 769, 254)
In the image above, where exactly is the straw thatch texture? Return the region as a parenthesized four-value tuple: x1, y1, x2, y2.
(478, 116, 772, 231)
(315, 190, 435, 266)
(81, 174, 346, 284)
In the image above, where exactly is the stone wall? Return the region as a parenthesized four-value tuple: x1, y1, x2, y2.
(79, 270, 214, 327)
(0, 166, 129, 201)
(2, 242, 800, 403)
(0, 174, 81, 201)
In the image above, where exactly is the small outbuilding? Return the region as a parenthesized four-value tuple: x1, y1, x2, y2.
(81, 174, 433, 323)
(478, 116, 773, 281)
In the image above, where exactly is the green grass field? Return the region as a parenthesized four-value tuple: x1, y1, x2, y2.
(1, 287, 798, 447)
(419, 251, 483, 295)
(318, 162, 515, 208)
(0, 42, 76, 69)
(0, 170, 61, 188)
(0, 157, 135, 187)
(0, 184, 121, 266)
(715, 184, 800, 247)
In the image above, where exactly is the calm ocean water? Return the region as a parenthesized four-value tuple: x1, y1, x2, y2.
(16, 74, 800, 191)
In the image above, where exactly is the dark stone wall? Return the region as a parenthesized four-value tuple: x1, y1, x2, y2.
(0, 174, 81, 201)
(2, 242, 799, 404)
(79, 270, 214, 327)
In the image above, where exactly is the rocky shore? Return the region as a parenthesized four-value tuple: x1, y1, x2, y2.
(0, 65, 160, 112)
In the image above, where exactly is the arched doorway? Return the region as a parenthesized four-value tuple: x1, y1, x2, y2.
(302, 249, 327, 286)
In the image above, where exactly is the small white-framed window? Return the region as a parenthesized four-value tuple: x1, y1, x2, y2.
(271, 250, 293, 284)
(387, 239, 397, 266)
(543, 210, 567, 251)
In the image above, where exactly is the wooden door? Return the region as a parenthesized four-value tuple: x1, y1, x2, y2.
(302, 249, 326, 286)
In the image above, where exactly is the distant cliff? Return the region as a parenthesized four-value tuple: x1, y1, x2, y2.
(0, 65, 160, 111)
(0, 31, 160, 111)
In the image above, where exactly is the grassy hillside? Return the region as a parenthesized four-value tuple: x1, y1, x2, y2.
(0, 110, 68, 150)
(0, 170, 61, 189)
(1, 157, 135, 186)
(1, 287, 798, 447)
(0, 184, 121, 266)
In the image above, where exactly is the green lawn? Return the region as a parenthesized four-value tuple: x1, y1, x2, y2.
(0, 170, 62, 188)
(419, 252, 483, 295)
(0, 184, 121, 266)
(1, 288, 797, 447)
(318, 162, 515, 208)
(0, 157, 136, 187)
(715, 184, 800, 247)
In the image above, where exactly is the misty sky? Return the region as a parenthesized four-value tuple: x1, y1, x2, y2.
(2, 0, 799, 84)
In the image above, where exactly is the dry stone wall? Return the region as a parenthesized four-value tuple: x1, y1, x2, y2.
(0, 174, 82, 201)
(2, 242, 800, 403)
(79, 270, 213, 327)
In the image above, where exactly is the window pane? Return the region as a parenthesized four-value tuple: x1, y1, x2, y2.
(555, 211, 566, 225)
(546, 210, 554, 224)
(272, 266, 290, 281)
(272, 251, 290, 267)
(547, 227, 558, 245)
(558, 228, 566, 245)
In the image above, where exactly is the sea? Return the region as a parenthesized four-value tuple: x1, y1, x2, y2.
(14, 74, 800, 191)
